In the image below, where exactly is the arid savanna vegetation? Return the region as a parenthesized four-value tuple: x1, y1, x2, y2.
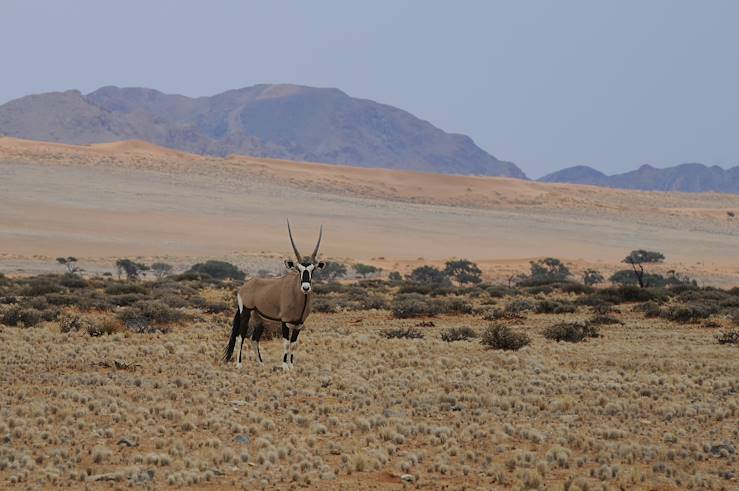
(0, 256, 737, 490)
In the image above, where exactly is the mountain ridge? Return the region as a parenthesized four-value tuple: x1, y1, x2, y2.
(539, 163, 739, 194)
(0, 84, 526, 178)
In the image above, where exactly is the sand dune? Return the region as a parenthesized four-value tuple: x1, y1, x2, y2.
(1, 137, 738, 284)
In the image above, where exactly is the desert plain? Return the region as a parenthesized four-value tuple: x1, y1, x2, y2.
(0, 137, 737, 490)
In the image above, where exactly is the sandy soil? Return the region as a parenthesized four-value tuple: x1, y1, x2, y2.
(1, 137, 738, 285)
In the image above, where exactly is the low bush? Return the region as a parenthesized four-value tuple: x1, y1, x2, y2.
(105, 283, 148, 295)
(438, 297, 474, 315)
(86, 316, 122, 337)
(45, 292, 86, 307)
(117, 300, 183, 331)
(1, 306, 44, 327)
(588, 315, 624, 325)
(381, 327, 424, 339)
(58, 309, 85, 333)
(312, 282, 349, 295)
(558, 282, 595, 295)
(312, 297, 338, 313)
(24, 279, 62, 297)
(480, 324, 530, 350)
(186, 260, 245, 281)
(483, 284, 517, 298)
(399, 283, 444, 296)
(355, 294, 389, 311)
(578, 286, 666, 306)
(391, 293, 439, 318)
(543, 322, 600, 343)
(660, 303, 716, 324)
(108, 293, 146, 307)
(636, 301, 662, 318)
(440, 326, 477, 342)
(715, 329, 738, 345)
(535, 300, 577, 314)
(59, 274, 87, 289)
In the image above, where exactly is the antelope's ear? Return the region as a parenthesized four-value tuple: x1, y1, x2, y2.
(316, 261, 326, 270)
(284, 259, 296, 270)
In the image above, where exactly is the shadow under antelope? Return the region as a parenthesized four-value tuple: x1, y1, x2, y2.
(223, 221, 325, 370)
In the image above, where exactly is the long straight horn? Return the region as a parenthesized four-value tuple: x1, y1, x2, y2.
(287, 219, 302, 261)
(311, 225, 323, 260)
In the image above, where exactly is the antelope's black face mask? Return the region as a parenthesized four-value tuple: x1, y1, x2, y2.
(285, 259, 326, 294)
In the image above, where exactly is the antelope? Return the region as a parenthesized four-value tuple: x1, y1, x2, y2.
(223, 221, 325, 370)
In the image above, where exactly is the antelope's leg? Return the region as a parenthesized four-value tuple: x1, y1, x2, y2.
(289, 326, 302, 368)
(236, 309, 250, 368)
(235, 335, 242, 369)
(281, 323, 290, 371)
(251, 322, 265, 365)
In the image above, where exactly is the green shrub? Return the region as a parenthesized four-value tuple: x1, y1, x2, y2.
(186, 260, 245, 281)
(543, 322, 600, 342)
(481, 324, 530, 350)
(441, 326, 477, 342)
(535, 300, 577, 314)
(1, 306, 43, 327)
(381, 327, 424, 339)
(391, 293, 440, 318)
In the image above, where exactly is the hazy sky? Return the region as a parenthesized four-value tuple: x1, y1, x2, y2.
(3, 1, 738, 178)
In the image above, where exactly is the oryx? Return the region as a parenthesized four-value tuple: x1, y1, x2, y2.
(223, 221, 325, 370)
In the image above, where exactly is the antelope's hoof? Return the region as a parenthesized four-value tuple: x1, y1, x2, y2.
(282, 362, 290, 371)
(235, 362, 242, 369)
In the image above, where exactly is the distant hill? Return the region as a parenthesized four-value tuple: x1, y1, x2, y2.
(0, 84, 526, 178)
(539, 163, 739, 194)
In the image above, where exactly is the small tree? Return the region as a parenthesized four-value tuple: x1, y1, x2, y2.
(354, 263, 380, 279)
(526, 258, 571, 285)
(444, 259, 482, 285)
(316, 262, 346, 282)
(115, 259, 149, 280)
(388, 271, 402, 283)
(623, 250, 664, 288)
(56, 257, 79, 274)
(582, 269, 604, 286)
(151, 262, 173, 279)
(406, 265, 451, 286)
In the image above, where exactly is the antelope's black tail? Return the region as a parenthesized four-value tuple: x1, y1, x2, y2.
(223, 308, 241, 363)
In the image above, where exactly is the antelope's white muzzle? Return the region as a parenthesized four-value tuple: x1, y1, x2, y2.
(301, 282, 311, 293)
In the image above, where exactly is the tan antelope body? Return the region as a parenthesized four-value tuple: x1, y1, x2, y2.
(223, 221, 324, 370)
